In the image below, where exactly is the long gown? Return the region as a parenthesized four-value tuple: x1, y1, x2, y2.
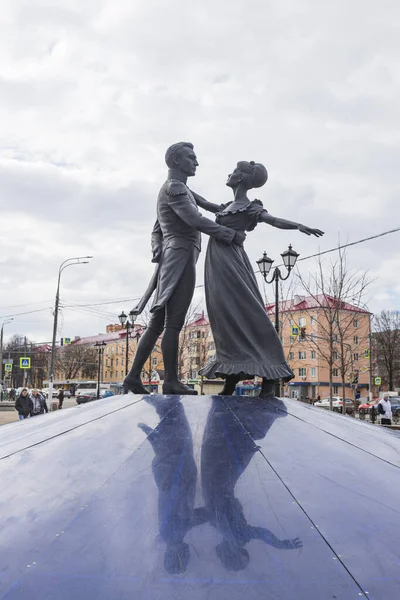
(198, 200, 294, 382)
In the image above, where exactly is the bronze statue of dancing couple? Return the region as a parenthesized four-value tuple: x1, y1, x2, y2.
(124, 142, 324, 398)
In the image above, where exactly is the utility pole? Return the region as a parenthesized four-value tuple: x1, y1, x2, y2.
(48, 257, 92, 402)
(0, 319, 14, 396)
(24, 336, 27, 387)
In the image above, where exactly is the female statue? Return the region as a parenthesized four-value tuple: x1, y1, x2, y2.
(198, 161, 324, 398)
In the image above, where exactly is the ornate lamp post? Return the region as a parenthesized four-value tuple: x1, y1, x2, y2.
(94, 341, 106, 399)
(257, 244, 299, 396)
(118, 310, 136, 377)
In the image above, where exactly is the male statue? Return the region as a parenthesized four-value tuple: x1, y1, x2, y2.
(124, 142, 246, 395)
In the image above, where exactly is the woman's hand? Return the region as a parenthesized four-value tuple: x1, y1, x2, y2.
(298, 225, 324, 237)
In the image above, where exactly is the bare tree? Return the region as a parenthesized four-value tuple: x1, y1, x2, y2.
(295, 247, 370, 411)
(374, 311, 400, 391)
(177, 303, 201, 380)
(56, 344, 98, 380)
(133, 308, 163, 389)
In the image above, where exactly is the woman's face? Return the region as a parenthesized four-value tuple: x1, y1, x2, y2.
(226, 167, 244, 188)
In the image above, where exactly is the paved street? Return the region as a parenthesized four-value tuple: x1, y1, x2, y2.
(0, 397, 78, 427)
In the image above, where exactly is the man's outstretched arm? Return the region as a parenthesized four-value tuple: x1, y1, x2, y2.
(167, 183, 245, 245)
(190, 190, 222, 214)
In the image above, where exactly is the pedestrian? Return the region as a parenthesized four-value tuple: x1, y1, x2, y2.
(15, 388, 33, 420)
(377, 397, 392, 426)
(30, 388, 48, 417)
(58, 388, 65, 409)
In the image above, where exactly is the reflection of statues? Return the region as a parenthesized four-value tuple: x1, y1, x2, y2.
(124, 143, 246, 396)
(138, 396, 199, 574)
(139, 396, 301, 575)
(199, 161, 324, 398)
(197, 398, 302, 570)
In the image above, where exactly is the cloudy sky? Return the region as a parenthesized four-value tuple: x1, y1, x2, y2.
(1, 0, 399, 345)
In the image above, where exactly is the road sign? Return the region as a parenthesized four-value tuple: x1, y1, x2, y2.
(4, 364, 13, 372)
(20, 357, 31, 369)
(374, 377, 382, 386)
(61, 337, 72, 346)
(291, 326, 299, 336)
(360, 365, 368, 373)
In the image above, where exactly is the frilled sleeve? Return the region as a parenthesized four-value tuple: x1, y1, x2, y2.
(247, 200, 268, 231)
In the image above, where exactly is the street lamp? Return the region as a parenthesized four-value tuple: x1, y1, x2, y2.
(118, 310, 137, 377)
(48, 256, 93, 402)
(0, 318, 14, 395)
(94, 341, 106, 399)
(257, 244, 299, 395)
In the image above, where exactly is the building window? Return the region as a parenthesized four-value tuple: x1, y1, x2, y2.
(354, 336, 359, 345)
(311, 350, 316, 359)
(289, 336, 296, 344)
(299, 317, 306, 327)
(333, 368, 339, 377)
(333, 385, 339, 395)
(299, 351, 306, 360)
(333, 351, 338, 360)
(354, 353, 359, 361)
(289, 352, 294, 360)
(121, 370, 123, 378)
(332, 334, 338, 342)
(353, 319, 358, 328)
(311, 367, 316, 377)
(116, 358, 119, 366)
(116, 346, 119, 355)
(298, 368, 306, 377)
(152, 357, 158, 366)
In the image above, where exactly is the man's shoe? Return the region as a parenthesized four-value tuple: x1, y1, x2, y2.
(123, 377, 150, 395)
(162, 381, 198, 395)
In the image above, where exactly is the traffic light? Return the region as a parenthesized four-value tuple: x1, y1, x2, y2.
(352, 371, 359, 385)
(300, 327, 306, 339)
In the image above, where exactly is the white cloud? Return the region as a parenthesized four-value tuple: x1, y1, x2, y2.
(1, 0, 400, 344)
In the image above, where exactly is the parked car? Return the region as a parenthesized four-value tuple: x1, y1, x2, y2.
(386, 397, 400, 417)
(76, 390, 114, 405)
(314, 396, 355, 414)
(358, 399, 379, 415)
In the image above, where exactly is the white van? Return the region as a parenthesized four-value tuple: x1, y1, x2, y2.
(75, 381, 110, 398)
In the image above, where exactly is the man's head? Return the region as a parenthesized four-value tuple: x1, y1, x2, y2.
(165, 142, 198, 177)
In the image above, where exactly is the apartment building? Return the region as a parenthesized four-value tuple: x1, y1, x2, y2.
(266, 295, 372, 400)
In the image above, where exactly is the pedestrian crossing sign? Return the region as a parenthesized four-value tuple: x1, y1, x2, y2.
(5, 364, 12, 372)
(20, 357, 31, 369)
(291, 326, 299, 336)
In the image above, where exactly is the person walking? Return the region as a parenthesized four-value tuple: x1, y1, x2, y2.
(377, 397, 392, 426)
(30, 388, 48, 417)
(58, 388, 65, 409)
(15, 388, 33, 420)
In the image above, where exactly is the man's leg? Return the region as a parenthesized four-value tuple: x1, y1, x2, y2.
(124, 309, 165, 394)
(162, 250, 198, 395)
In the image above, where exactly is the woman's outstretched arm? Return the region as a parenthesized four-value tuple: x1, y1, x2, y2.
(259, 210, 324, 237)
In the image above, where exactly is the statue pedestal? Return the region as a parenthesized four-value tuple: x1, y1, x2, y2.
(1, 393, 400, 598)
